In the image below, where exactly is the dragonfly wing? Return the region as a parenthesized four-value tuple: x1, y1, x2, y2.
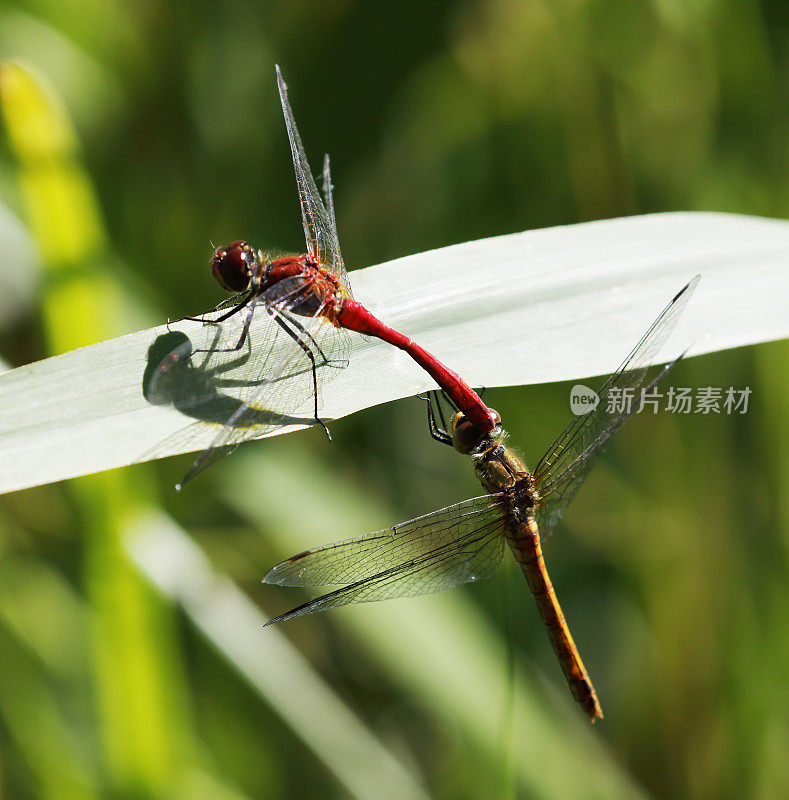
(321, 154, 336, 231)
(148, 280, 351, 487)
(321, 153, 354, 301)
(532, 276, 699, 537)
(275, 66, 352, 297)
(148, 304, 291, 430)
(264, 495, 508, 624)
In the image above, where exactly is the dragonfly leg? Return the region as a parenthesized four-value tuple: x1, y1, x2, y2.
(190, 297, 257, 355)
(170, 291, 250, 325)
(266, 307, 333, 442)
(435, 391, 454, 431)
(425, 391, 452, 446)
(280, 309, 347, 370)
(209, 292, 254, 323)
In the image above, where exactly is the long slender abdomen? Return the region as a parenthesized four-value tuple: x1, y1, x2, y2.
(336, 299, 496, 432)
(505, 518, 603, 722)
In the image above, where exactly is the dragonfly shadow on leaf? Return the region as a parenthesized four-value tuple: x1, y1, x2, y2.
(142, 330, 318, 431)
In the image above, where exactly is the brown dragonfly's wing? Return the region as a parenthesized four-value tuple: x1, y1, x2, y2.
(275, 66, 352, 298)
(532, 276, 700, 537)
(149, 278, 351, 488)
(263, 495, 509, 625)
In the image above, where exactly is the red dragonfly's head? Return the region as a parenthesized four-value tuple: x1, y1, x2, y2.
(211, 240, 262, 293)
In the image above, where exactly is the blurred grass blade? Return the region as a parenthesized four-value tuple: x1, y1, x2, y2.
(0, 210, 787, 494)
(0, 624, 99, 800)
(127, 511, 432, 800)
(0, 559, 99, 800)
(220, 446, 652, 800)
(0, 203, 39, 327)
(0, 60, 201, 797)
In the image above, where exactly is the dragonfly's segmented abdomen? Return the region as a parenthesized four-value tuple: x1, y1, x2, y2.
(505, 517, 604, 722)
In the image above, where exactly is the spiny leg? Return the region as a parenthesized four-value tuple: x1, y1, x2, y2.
(170, 290, 250, 326)
(434, 390, 453, 432)
(210, 293, 254, 324)
(279, 309, 344, 368)
(425, 392, 452, 446)
(188, 279, 316, 358)
(190, 296, 257, 356)
(266, 306, 333, 442)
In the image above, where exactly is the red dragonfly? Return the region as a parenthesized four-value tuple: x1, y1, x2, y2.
(263, 277, 700, 722)
(155, 66, 494, 488)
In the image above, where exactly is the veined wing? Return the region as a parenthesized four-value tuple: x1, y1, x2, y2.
(321, 152, 357, 303)
(275, 65, 352, 297)
(532, 275, 700, 537)
(148, 279, 351, 488)
(263, 494, 509, 625)
(319, 153, 354, 298)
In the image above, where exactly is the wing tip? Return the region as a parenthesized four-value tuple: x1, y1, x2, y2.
(275, 64, 288, 103)
(264, 600, 317, 626)
(674, 273, 702, 303)
(261, 569, 279, 585)
(263, 551, 309, 586)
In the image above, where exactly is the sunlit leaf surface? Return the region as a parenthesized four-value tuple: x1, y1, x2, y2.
(0, 211, 786, 494)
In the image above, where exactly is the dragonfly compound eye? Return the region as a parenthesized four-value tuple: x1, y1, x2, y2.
(211, 240, 255, 292)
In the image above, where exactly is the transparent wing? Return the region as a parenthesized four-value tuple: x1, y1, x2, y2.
(532, 275, 700, 537)
(321, 154, 336, 231)
(276, 65, 351, 296)
(263, 495, 508, 625)
(321, 153, 355, 301)
(145, 280, 351, 487)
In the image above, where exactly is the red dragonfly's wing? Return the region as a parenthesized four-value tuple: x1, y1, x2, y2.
(532, 275, 700, 537)
(263, 495, 508, 625)
(320, 153, 344, 285)
(146, 278, 351, 488)
(276, 65, 352, 298)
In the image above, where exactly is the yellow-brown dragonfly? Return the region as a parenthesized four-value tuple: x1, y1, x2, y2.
(264, 276, 699, 721)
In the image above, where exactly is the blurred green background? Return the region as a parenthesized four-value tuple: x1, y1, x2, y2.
(0, 1, 787, 799)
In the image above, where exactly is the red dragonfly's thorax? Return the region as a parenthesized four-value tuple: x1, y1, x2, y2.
(262, 254, 308, 289)
(261, 253, 345, 320)
(263, 254, 341, 290)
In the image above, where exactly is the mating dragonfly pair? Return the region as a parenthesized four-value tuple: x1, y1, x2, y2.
(156, 67, 699, 722)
